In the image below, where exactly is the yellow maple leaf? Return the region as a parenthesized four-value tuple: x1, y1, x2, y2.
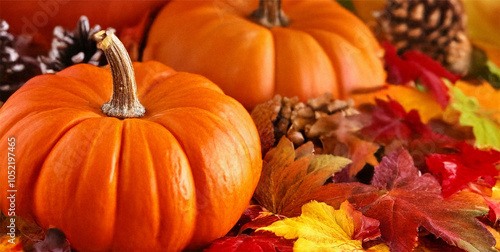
(258, 200, 377, 252)
(350, 85, 442, 123)
(366, 243, 391, 252)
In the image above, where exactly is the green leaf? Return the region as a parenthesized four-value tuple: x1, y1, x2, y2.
(335, 0, 356, 14)
(447, 82, 500, 150)
(465, 46, 500, 89)
(486, 60, 500, 89)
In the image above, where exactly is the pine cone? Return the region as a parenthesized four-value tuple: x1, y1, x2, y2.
(39, 16, 112, 73)
(251, 94, 360, 156)
(0, 20, 41, 102)
(378, 0, 471, 74)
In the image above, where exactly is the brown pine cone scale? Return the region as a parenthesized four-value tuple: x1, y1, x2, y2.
(378, 0, 471, 74)
(39, 16, 112, 73)
(251, 94, 359, 156)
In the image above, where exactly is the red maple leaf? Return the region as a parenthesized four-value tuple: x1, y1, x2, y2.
(346, 201, 381, 242)
(366, 149, 495, 251)
(384, 41, 420, 84)
(247, 137, 494, 251)
(359, 98, 459, 169)
(225, 205, 269, 236)
(360, 98, 433, 144)
(205, 204, 291, 252)
(426, 143, 500, 198)
(487, 199, 500, 223)
(204, 232, 293, 252)
(288, 149, 495, 252)
(382, 42, 461, 108)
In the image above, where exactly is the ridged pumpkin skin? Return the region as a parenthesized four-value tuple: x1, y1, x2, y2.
(143, 0, 386, 109)
(0, 61, 262, 251)
(0, 0, 168, 42)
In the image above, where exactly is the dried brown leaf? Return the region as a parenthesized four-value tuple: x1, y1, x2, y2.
(251, 95, 282, 155)
(254, 137, 351, 215)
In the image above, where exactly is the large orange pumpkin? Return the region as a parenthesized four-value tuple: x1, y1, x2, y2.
(0, 31, 261, 251)
(143, 0, 386, 109)
(0, 0, 168, 42)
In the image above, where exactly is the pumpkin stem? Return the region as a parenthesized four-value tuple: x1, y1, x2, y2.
(93, 30, 145, 118)
(251, 0, 290, 28)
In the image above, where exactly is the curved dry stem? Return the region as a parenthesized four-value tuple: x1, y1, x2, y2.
(93, 30, 145, 119)
(251, 0, 290, 28)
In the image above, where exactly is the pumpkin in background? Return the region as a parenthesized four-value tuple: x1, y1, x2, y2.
(0, 31, 261, 251)
(143, 0, 386, 109)
(350, 0, 385, 26)
(0, 0, 168, 42)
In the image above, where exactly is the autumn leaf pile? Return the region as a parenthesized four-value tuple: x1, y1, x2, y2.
(202, 42, 500, 252)
(1, 1, 500, 252)
(205, 140, 499, 251)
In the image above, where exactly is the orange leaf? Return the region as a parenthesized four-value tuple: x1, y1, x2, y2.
(351, 85, 443, 123)
(455, 80, 500, 123)
(485, 226, 500, 251)
(254, 137, 351, 216)
(312, 112, 380, 177)
(0, 213, 44, 250)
